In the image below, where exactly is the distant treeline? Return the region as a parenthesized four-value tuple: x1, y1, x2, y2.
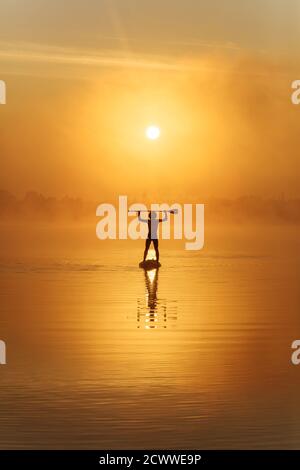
(0, 190, 91, 221)
(206, 196, 300, 224)
(0, 190, 300, 224)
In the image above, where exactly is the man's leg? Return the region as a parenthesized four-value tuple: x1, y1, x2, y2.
(143, 238, 151, 262)
(153, 239, 159, 262)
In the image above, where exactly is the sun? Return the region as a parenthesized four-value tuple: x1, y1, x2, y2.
(146, 125, 161, 140)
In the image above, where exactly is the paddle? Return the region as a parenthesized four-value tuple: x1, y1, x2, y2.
(128, 209, 178, 214)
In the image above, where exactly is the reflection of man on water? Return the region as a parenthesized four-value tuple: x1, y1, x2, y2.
(137, 265, 177, 329)
(144, 268, 159, 313)
(137, 267, 160, 329)
(138, 211, 168, 262)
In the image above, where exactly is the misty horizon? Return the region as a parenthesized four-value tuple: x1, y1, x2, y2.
(1, 189, 300, 224)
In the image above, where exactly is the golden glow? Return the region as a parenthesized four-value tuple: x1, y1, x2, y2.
(146, 125, 160, 140)
(3, 49, 299, 199)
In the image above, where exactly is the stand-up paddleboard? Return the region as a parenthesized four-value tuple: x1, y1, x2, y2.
(139, 259, 161, 270)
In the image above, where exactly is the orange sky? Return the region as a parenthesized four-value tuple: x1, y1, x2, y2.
(1, 1, 300, 200)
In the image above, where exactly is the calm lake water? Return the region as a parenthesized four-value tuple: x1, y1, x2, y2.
(0, 225, 300, 449)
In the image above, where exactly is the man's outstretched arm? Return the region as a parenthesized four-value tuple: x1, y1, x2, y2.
(159, 211, 168, 222)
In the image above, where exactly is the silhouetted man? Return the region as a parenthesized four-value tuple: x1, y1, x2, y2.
(138, 211, 168, 262)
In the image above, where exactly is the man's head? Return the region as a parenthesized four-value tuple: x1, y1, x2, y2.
(148, 211, 157, 220)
